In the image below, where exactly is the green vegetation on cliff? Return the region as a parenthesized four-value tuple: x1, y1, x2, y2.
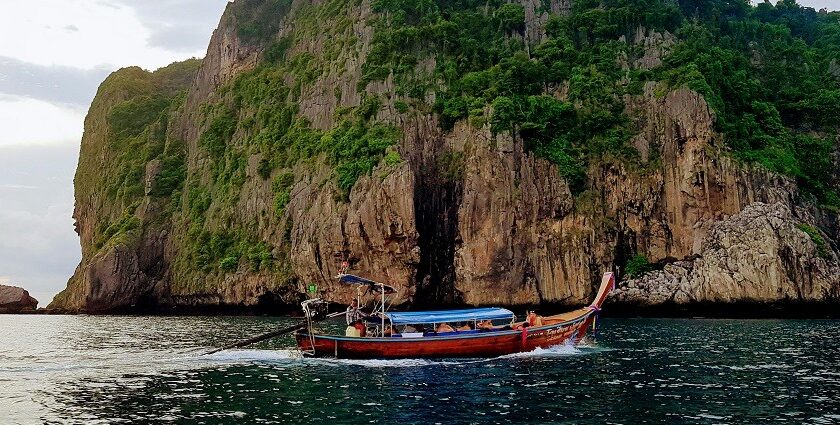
(798, 223, 830, 259)
(86, 60, 201, 251)
(625, 254, 654, 278)
(195, 41, 400, 207)
(233, 0, 294, 42)
(651, 1, 840, 208)
(83, 0, 840, 255)
(362, 0, 840, 203)
(170, 0, 400, 284)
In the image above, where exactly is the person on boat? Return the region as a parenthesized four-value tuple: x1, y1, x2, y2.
(477, 320, 494, 330)
(436, 323, 455, 333)
(353, 320, 367, 337)
(383, 323, 398, 337)
(456, 322, 474, 331)
(346, 299, 368, 325)
(527, 312, 544, 327)
(511, 321, 530, 331)
(345, 322, 361, 337)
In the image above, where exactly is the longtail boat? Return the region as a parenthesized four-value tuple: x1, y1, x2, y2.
(295, 272, 615, 359)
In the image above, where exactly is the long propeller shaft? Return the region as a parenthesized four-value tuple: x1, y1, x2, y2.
(203, 311, 344, 355)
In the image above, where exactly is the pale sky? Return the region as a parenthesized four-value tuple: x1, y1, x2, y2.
(0, 0, 836, 306)
(768, 0, 840, 8)
(0, 0, 230, 305)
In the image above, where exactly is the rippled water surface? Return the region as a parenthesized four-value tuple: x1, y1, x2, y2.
(1, 315, 839, 424)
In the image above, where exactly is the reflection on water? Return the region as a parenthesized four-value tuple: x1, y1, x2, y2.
(1, 315, 839, 424)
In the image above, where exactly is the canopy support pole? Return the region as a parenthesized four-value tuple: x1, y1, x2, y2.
(381, 282, 385, 334)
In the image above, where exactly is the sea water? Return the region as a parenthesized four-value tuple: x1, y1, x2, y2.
(1, 315, 839, 424)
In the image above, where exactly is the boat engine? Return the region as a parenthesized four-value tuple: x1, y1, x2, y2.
(301, 299, 329, 321)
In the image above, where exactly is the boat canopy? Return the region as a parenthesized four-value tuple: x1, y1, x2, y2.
(338, 273, 396, 294)
(384, 308, 515, 325)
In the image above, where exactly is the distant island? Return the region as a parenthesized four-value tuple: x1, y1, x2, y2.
(49, 0, 840, 315)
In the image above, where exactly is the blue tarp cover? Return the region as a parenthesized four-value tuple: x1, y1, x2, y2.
(385, 308, 515, 325)
(338, 274, 395, 294)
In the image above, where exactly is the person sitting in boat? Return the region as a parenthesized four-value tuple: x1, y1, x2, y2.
(345, 321, 362, 337)
(436, 322, 455, 333)
(402, 324, 418, 333)
(345, 320, 367, 337)
(527, 312, 544, 327)
(456, 322, 474, 331)
(477, 320, 494, 330)
(383, 323, 398, 337)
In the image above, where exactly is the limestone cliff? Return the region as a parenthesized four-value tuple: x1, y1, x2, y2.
(50, 0, 840, 313)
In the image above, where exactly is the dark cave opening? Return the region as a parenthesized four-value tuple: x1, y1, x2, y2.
(413, 151, 464, 307)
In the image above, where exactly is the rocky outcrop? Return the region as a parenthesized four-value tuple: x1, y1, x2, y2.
(288, 161, 421, 304)
(520, 0, 572, 46)
(50, 61, 200, 313)
(53, 232, 168, 312)
(622, 27, 676, 70)
(621, 83, 797, 259)
(0, 285, 38, 313)
(612, 202, 840, 305)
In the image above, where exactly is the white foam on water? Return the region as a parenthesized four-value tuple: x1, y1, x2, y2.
(195, 350, 453, 368)
(810, 414, 840, 424)
(496, 341, 582, 359)
(198, 349, 303, 363)
(725, 363, 791, 371)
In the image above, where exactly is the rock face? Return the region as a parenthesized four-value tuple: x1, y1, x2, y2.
(612, 203, 840, 306)
(0, 285, 38, 313)
(50, 0, 840, 313)
(453, 124, 577, 305)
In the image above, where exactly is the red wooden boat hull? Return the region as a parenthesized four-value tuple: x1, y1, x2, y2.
(295, 313, 595, 359)
(295, 272, 615, 359)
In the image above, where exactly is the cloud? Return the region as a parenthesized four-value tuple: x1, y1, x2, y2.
(105, 0, 231, 53)
(0, 56, 111, 106)
(812, 0, 840, 10)
(0, 143, 80, 304)
(0, 95, 86, 147)
(0, 184, 40, 190)
(0, 0, 224, 70)
(148, 26, 219, 54)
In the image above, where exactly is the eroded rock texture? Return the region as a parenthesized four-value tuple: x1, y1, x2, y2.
(612, 202, 840, 305)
